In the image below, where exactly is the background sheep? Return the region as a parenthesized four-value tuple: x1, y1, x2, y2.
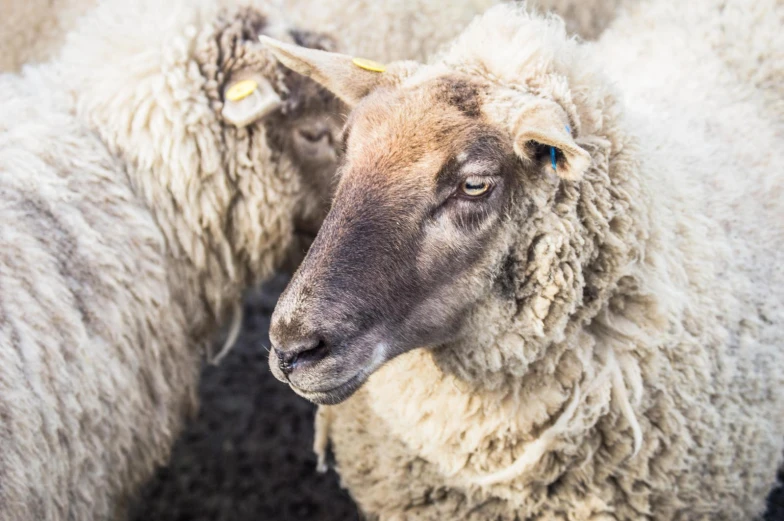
(603, 0, 784, 124)
(0, 0, 630, 74)
(262, 1, 784, 519)
(0, 0, 345, 518)
(285, 0, 628, 63)
(2, 0, 503, 72)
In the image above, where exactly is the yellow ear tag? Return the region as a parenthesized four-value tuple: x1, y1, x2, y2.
(226, 79, 258, 101)
(352, 57, 386, 73)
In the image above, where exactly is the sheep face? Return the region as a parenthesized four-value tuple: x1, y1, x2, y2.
(264, 40, 596, 403)
(198, 12, 346, 271)
(257, 68, 344, 262)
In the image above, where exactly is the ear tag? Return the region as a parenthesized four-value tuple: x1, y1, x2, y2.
(222, 78, 282, 128)
(226, 79, 258, 101)
(550, 126, 572, 172)
(351, 57, 386, 73)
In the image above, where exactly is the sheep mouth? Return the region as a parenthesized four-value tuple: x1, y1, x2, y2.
(290, 370, 367, 405)
(287, 341, 391, 404)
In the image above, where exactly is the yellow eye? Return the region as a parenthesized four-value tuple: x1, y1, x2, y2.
(460, 178, 492, 197)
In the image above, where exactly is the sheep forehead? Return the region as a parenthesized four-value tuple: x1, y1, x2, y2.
(344, 76, 488, 187)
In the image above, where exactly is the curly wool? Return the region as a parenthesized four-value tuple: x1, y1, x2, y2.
(0, 0, 342, 519)
(597, 0, 784, 126)
(316, 3, 784, 520)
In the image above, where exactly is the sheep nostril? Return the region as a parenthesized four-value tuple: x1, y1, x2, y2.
(296, 339, 329, 366)
(297, 128, 330, 144)
(275, 338, 329, 376)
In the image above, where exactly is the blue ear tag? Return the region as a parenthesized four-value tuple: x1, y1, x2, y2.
(551, 125, 572, 173)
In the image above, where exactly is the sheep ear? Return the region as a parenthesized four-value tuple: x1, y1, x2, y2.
(512, 102, 591, 181)
(260, 35, 388, 106)
(221, 75, 282, 128)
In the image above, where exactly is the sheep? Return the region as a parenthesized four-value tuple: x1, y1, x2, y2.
(261, 2, 784, 519)
(0, 0, 349, 518)
(602, 0, 784, 125)
(0, 0, 504, 73)
(0, 0, 631, 74)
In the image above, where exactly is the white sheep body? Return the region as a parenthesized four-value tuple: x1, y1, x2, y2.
(0, 0, 502, 72)
(315, 2, 784, 519)
(0, 68, 198, 519)
(0, 0, 331, 518)
(285, 0, 631, 63)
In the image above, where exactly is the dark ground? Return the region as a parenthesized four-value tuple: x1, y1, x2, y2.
(130, 275, 783, 521)
(130, 276, 359, 521)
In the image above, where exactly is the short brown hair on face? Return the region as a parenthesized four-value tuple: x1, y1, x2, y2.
(267, 75, 526, 404)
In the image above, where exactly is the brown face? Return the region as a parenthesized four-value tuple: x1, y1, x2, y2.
(268, 77, 525, 404)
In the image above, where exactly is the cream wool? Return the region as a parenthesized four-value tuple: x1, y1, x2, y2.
(0, 0, 343, 519)
(599, 0, 784, 125)
(284, 0, 501, 63)
(0, 0, 627, 75)
(0, 0, 493, 73)
(265, 4, 784, 520)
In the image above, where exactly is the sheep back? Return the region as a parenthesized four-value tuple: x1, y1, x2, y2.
(0, 69, 200, 521)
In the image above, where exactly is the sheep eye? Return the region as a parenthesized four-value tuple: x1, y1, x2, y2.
(460, 178, 492, 197)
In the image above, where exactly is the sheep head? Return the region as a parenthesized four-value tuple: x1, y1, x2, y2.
(178, 7, 347, 326)
(61, 2, 350, 330)
(264, 7, 642, 402)
(199, 12, 347, 260)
